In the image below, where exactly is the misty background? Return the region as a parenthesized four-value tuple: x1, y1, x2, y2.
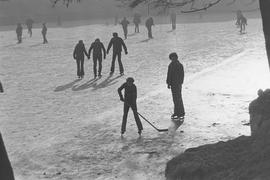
(0, 0, 260, 27)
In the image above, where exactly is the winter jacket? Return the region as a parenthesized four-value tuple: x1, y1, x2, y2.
(107, 37, 127, 54)
(73, 42, 88, 60)
(118, 83, 137, 104)
(166, 59, 184, 87)
(89, 41, 106, 57)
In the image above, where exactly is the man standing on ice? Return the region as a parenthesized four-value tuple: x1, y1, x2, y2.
(133, 13, 141, 33)
(25, 18, 34, 37)
(16, 23, 23, 44)
(42, 23, 48, 44)
(118, 77, 143, 136)
(73, 40, 88, 79)
(107, 32, 128, 76)
(120, 17, 130, 39)
(88, 38, 106, 78)
(170, 11, 177, 30)
(145, 17, 154, 39)
(166, 53, 185, 120)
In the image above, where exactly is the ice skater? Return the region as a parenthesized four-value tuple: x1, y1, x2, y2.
(145, 17, 154, 39)
(118, 77, 143, 136)
(170, 11, 177, 30)
(25, 18, 34, 37)
(16, 23, 23, 44)
(133, 13, 141, 33)
(166, 53, 185, 120)
(88, 38, 106, 78)
(42, 23, 48, 44)
(120, 17, 130, 39)
(239, 15, 247, 34)
(73, 40, 88, 79)
(107, 32, 128, 76)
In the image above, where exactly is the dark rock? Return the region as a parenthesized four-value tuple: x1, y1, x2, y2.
(165, 89, 270, 180)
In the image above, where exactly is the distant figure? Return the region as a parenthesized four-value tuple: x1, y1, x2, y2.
(118, 77, 143, 136)
(133, 13, 141, 33)
(73, 40, 88, 79)
(120, 17, 130, 39)
(145, 17, 154, 39)
(239, 16, 247, 33)
(170, 12, 177, 30)
(236, 10, 247, 33)
(25, 18, 34, 37)
(0, 81, 3, 93)
(42, 23, 48, 44)
(166, 53, 185, 119)
(107, 32, 128, 76)
(16, 23, 23, 43)
(235, 10, 242, 27)
(88, 38, 106, 78)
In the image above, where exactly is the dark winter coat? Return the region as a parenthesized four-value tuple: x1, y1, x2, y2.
(73, 42, 88, 60)
(133, 15, 141, 24)
(120, 19, 130, 29)
(42, 26, 47, 35)
(26, 19, 34, 28)
(107, 37, 127, 54)
(166, 59, 184, 87)
(89, 41, 106, 58)
(16, 25, 22, 35)
(145, 17, 154, 28)
(118, 83, 137, 104)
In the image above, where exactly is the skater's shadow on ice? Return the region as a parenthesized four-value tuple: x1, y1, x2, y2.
(29, 43, 43, 47)
(128, 33, 136, 37)
(167, 30, 175, 33)
(54, 79, 81, 92)
(138, 38, 150, 43)
(91, 75, 122, 91)
(71, 78, 99, 91)
(3, 44, 17, 48)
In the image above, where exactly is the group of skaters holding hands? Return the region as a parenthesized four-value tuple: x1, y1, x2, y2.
(73, 32, 127, 79)
(16, 19, 48, 44)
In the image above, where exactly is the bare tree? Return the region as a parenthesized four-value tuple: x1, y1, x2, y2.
(259, 0, 270, 70)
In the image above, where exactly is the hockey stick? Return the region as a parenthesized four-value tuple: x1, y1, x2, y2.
(137, 112, 168, 132)
(123, 101, 168, 132)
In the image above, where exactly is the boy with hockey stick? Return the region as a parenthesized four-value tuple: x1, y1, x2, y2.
(118, 77, 143, 136)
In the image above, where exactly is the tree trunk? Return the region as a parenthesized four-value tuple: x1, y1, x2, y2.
(259, 0, 270, 70)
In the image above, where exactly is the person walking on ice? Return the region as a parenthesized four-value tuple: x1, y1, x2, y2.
(25, 18, 34, 37)
(88, 38, 106, 78)
(42, 23, 48, 44)
(118, 77, 143, 136)
(16, 23, 23, 44)
(73, 40, 88, 79)
(120, 17, 130, 39)
(145, 17, 154, 39)
(133, 13, 141, 33)
(107, 32, 128, 76)
(166, 52, 185, 120)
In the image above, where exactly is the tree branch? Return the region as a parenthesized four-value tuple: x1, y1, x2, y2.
(181, 0, 223, 13)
